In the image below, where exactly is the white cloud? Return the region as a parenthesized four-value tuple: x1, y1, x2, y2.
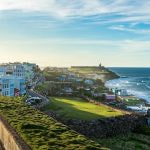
(109, 25, 150, 34)
(0, 0, 150, 23)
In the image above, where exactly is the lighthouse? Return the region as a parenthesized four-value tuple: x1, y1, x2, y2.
(99, 63, 102, 68)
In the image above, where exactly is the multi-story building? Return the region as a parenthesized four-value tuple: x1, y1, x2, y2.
(23, 63, 36, 82)
(0, 67, 7, 76)
(13, 64, 25, 78)
(0, 64, 25, 77)
(0, 62, 38, 97)
(0, 76, 26, 97)
(0, 62, 36, 82)
(13, 77, 26, 96)
(0, 77, 14, 96)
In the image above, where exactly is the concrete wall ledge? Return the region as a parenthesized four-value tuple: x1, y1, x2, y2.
(0, 115, 31, 150)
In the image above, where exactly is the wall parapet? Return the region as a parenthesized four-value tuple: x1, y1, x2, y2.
(0, 115, 31, 150)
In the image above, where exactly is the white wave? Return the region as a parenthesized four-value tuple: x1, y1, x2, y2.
(127, 89, 150, 102)
(106, 77, 150, 103)
(146, 85, 150, 89)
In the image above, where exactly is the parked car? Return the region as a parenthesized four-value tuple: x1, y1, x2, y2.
(26, 97, 42, 105)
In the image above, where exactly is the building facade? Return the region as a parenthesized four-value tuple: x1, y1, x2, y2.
(0, 62, 38, 97)
(0, 77, 14, 96)
(0, 76, 26, 97)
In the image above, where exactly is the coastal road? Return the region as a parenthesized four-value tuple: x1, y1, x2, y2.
(26, 75, 49, 108)
(27, 89, 49, 108)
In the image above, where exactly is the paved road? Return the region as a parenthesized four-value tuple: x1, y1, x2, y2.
(26, 76, 49, 108)
(27, 89, 49, 108)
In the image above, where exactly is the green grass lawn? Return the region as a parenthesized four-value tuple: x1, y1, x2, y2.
(1, 96, 150, 150)
(123, 97, 144, 106)
(69, 67, 107, 74)
(45, 97, 124, 120)
(0, 96, 106, 150)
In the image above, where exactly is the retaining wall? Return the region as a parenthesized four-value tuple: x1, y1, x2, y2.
(0, 116, 31, 150)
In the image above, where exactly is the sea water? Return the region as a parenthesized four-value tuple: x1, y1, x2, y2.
(105, 68, 150, 102)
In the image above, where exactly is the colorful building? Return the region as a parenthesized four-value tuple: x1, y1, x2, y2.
(0, 76, 26, 97)
(0, 62, 38, 97)
(0, 62, 37, 82)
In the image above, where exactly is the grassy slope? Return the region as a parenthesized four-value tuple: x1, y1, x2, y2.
(44, 97, 150, 150)
(69, 67, 108, 74)
(123, 97, 144, 106)
(1, 96, 149, 150)
(0, 96, 107, 150)
(68, 67, 118, 82)
(45, 97, 124, 120)
(97, 133, 150, 150)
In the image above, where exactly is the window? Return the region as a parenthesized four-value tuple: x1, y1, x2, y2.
(5, 84, 8, 88)
(2, 84, 9, 89)
(6, 91, 9, 96)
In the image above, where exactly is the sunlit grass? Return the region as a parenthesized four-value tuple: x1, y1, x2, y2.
(0, 96, 104, 150)
(46, 97, 124, 120)
(68, 67, 108, 74)
(123, 98, 144, 106)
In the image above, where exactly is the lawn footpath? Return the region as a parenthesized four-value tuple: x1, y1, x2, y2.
(0, 96, 107, 150)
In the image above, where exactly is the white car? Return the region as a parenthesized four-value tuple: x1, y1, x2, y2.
(26, 97, 42, 105)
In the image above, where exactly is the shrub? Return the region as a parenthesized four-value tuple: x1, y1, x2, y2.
(134, 125, 150, 135)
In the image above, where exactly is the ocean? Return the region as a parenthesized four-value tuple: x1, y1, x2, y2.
(105, 68, 150, 102)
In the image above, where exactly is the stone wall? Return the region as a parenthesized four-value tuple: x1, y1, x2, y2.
(0, 116, 31, 150)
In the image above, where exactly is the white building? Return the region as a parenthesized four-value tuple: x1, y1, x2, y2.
(23, 63, 36, 81)
(13, 64, 25, 78)
(0, 63, 36, 82)
(0, 64, 25, 78)
(84, 79, 94, 85)
(118, 89, 129, 96)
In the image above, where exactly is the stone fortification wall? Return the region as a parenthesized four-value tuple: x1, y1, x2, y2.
(0, 116, 31, 150)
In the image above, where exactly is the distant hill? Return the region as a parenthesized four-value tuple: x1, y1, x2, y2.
(69, 66, 119, 82)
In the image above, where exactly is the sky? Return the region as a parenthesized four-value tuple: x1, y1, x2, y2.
(0, 0, 150, 67)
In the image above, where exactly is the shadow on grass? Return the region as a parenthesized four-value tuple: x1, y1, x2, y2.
(42, 97, 147, 149)
(44, 97, 124, 120)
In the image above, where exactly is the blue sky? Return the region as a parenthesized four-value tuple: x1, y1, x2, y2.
(0, 0, 150, 67)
